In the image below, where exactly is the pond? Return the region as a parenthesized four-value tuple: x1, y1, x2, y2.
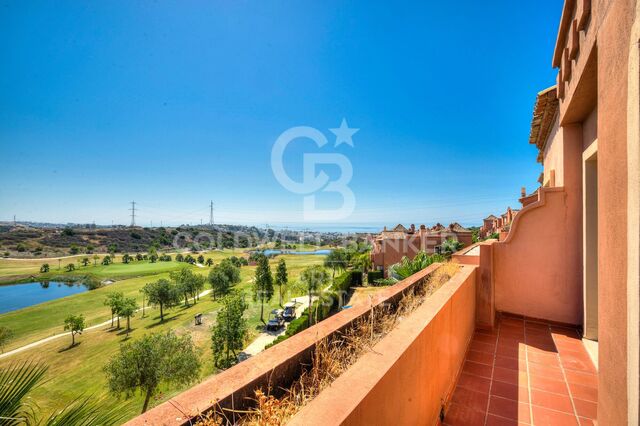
(0, 281, 89, 314)
(261, 249, 332, 257)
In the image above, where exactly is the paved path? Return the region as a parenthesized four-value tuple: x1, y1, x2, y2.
(239, 284, 332, 358)
(0, 288, 213, 360)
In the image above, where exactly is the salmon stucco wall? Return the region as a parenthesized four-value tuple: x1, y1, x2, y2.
(288, 265, 477, 426)
(493, 187, 583, 325)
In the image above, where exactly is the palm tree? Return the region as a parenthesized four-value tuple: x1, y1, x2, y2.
(0, 360, 124, 425)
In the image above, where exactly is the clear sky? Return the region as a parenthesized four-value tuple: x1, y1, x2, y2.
(0, 1, 562, 230)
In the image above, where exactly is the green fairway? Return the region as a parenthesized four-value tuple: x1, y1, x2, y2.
(0, 252, 326, 423)
(0, 249, 249, 284)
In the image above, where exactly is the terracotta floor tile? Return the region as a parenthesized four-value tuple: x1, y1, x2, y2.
(578, 417, 596, 425)
(531, 405, 579, 426)
(494, 355, 523, 371)
(500, 318, 525, 327)
(493, 366, 528, 386)
(553, 338, 585, 352)
(560, 350, 597, 374)
(530, 389, 574, 413)
(567, 382, 597, 403)
(564, 370, 598, 388)
(454, 320, 592, 426)
(485, 414, 530, 425)
(451, 386, 490, 412)
(496, 344, 526, 360)
(488, 396, 530, 422)
(444, 403, 486, 426)
(530, 375, 569, 395)
(527, 350, 560, 367)
(470, 340, 496, 354)
(457, 372, 492, 394)
(573, 398, 597, 419)
(527, 363, 565, 381)
(490, 381, 529, 403)
(466, 349, 494, 366)
(474, 333, 498, 345)
(550, 326, 581, 338)
(463, 361, 493, 379)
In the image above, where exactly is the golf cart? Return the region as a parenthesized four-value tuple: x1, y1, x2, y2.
(282, 302, 297, 322)
(266, 309, 284, 331)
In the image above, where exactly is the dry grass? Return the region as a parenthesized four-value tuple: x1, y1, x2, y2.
(196, 262, 460, 426)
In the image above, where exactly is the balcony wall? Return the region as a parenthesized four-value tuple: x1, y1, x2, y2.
(493, 186, 582, 325)
(126, 263, 445, 426)
(287, 265, 477, 426)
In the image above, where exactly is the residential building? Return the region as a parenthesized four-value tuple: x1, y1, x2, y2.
(370, 222, 473, 271)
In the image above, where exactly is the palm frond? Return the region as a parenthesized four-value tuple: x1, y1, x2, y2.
(42, 394, 127, 426)
(0, 360, 47, 426)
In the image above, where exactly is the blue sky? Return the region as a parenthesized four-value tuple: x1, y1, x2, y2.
(0, 1, 562, 230)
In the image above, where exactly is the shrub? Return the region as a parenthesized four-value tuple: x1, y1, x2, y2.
(367, 270, 383, 284)
(372, 278, 396, 287)
(349, 269, 363, 286)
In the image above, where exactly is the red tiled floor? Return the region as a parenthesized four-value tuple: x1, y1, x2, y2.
(488, 396, 530, 423)
(530, 389, 574, 413)
(491, 381, 529, 403)
(445, 315, 598, 425)
(451, 386, 490, 411)
(572, 398, 597, 419)
(467, 349, 494, 366)
(444, 403, 486, 425)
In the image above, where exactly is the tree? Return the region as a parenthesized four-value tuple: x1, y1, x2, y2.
(0, 361, 124, 425)
(175, 253, 184, 262)
(170, 268, 204, 306)
(64, 314, 85, 347)
(104, 331, 200, 414)
(93, 254, 99, 266)
(211, 292, 248, 368)
(65, 263, 75, 272)
(275, 259, 288, 306)
(197, 254, 205, 264)
(0, 326, 14, 353)
(40, 263, 50, 273)
(119, 297, 137, 336)
(252, 255, 273, 325)
(102, 255, 112, 266)
(205, 258, 214, 267)
(69, 244, 80, 255)
(135, 253, 143, 261)
(108, 244, 118, 256)
(105, 292, 124, 328)
(324, 249, 348, 282)
(81, 257, 90, 267)
(141, 279, 180, 322)
(208, 260, 241, 299)
(122, 253, 131, 264)
(149, 253, 158, 263)
(300, 266, 330, 327)
(441, 238, 464, 256)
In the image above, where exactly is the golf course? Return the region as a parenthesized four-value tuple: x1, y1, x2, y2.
(0, 249, 327, 422)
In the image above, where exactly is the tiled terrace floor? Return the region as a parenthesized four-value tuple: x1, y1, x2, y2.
(445, 315, 598, 426)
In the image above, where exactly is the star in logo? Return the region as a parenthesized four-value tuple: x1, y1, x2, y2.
(330, 118, 359, 147)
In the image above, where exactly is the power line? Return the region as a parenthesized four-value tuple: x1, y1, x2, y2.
(129, 201, 136, 227)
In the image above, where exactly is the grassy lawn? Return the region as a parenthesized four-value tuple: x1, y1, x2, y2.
(0, 249, 249, 283)
(0, 253, 325, 422)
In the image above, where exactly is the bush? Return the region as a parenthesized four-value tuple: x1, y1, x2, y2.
(367, 270, 383, 284)
(372, 278, 396, 287)
(349, 269, 363, 286)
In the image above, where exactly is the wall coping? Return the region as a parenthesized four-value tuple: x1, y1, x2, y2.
(125, 263, 442, 426)
(288, 265, 477, 425)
